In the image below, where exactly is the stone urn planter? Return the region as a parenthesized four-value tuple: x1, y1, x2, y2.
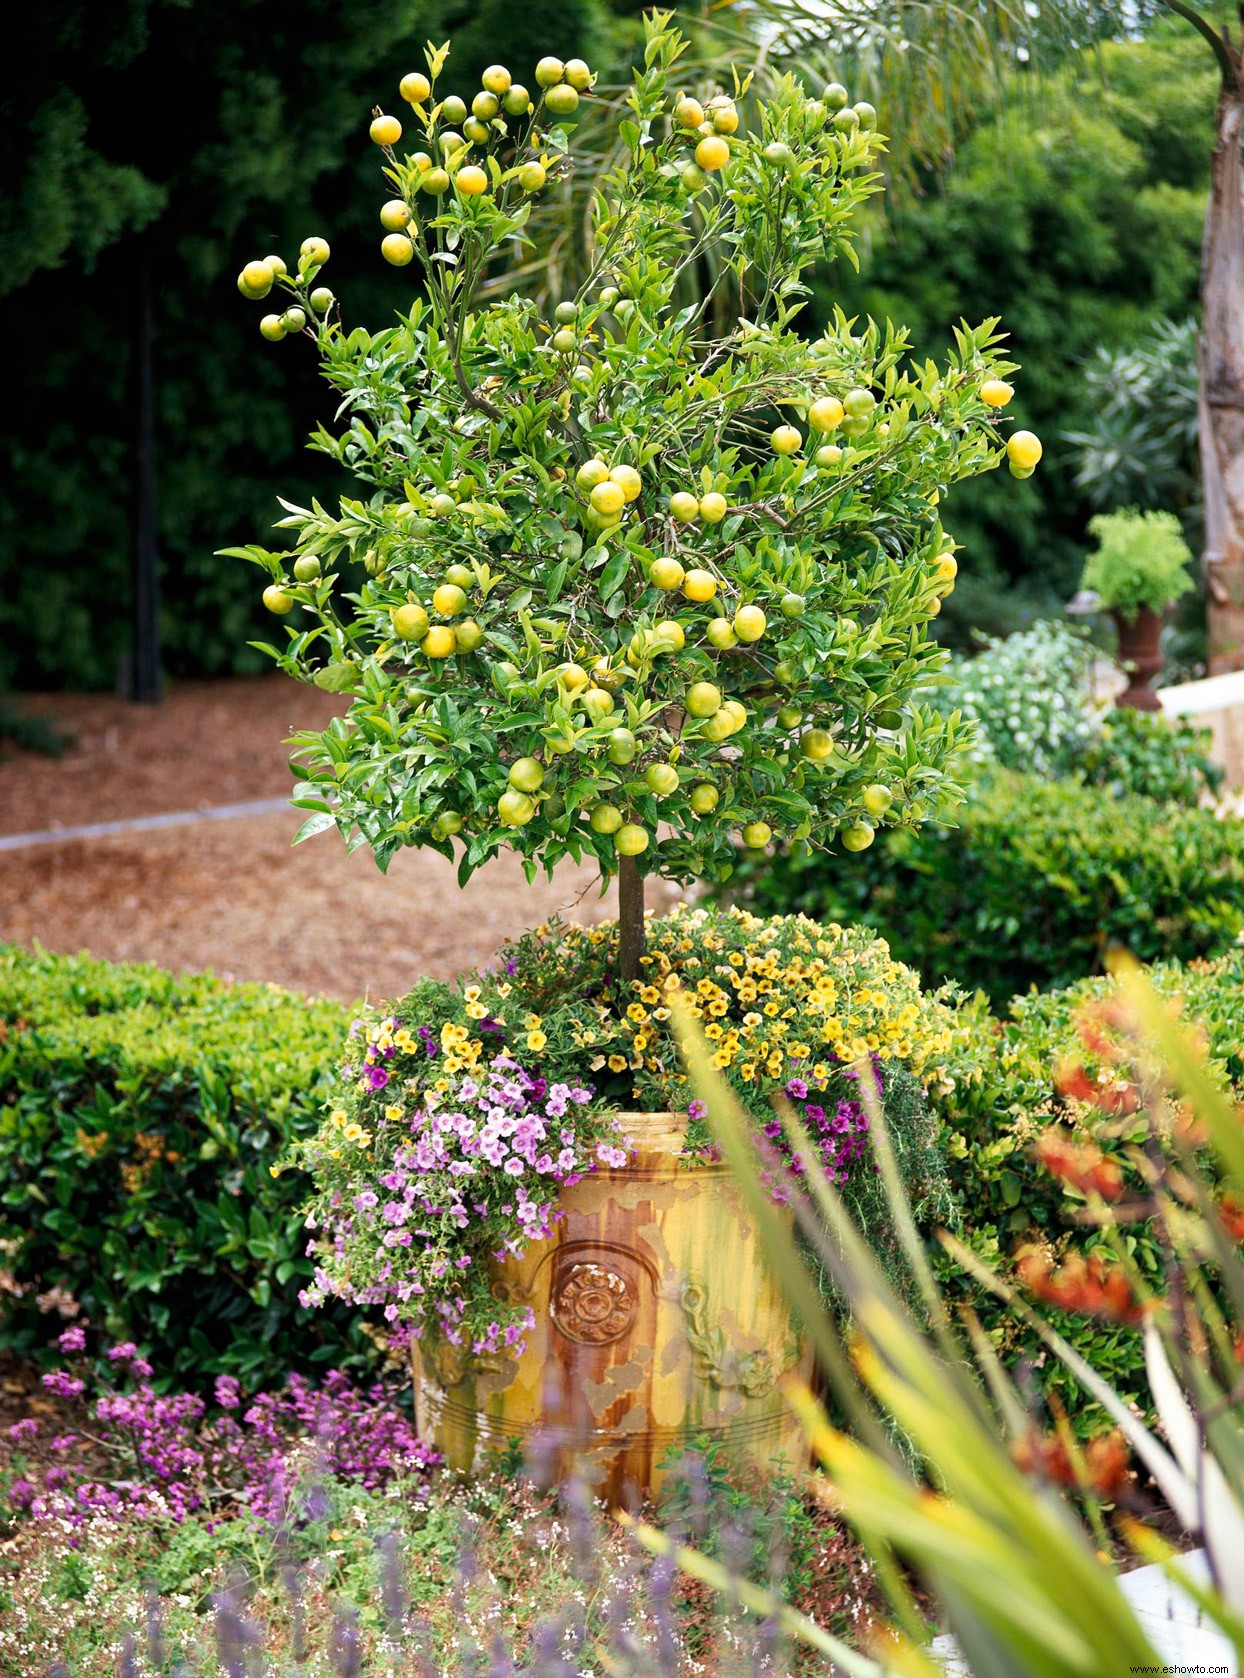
(412, 1111, 812, 1503)
(1113, 606, 1164, 711)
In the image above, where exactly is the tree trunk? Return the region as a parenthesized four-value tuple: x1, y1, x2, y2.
(1199, 45, 1244, 672)
(616, 854, 646, 984)
(130, 243, 163, 703)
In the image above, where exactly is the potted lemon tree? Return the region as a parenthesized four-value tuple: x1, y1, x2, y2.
(229, 12, 1037, 1493)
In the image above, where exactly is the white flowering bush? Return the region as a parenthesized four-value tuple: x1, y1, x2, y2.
(930, 618, 1096, 778)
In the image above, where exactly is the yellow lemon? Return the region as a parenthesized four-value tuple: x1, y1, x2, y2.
(1007, 430, 1042, 471)
(370, 114, 402, 147)
(981, 379, 1014, 408)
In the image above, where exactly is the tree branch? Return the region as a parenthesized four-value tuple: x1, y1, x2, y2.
(1164, 0, 1238, 88)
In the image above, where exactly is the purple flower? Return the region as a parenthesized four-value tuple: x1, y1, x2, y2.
(57, 1326, 87, 1355)
(8, 1418, 39, 1444)
(107, 1342, 139, 1364)
(42, 1372, 85, 1402)
(214, 1376, 242, 1411)
(785, 1078, 809, 1100)
(687, 1100, 707, 1122)
(7, 1479, 34, 1510)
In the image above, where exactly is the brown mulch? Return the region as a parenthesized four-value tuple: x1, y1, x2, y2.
(0, 677, 681, 999)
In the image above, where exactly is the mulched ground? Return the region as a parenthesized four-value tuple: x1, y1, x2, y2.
(0, 676, 681, 1000)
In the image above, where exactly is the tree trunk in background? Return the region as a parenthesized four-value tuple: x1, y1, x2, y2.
(1200, 44, 1244, 672)
(616, 854, 647, 984)
(130, 244, 163, 703)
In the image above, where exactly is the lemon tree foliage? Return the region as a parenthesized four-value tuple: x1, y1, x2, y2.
(226, 12, 1035, 953)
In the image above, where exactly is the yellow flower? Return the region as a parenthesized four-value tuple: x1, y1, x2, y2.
(344, 1123, 363, 1142)
(268, 1165, 281, 1178)
(608, 1054, 628, 1072)
(639, 985, 661, 1004)
(626, 1003, 649, 1023)
(740, 1062, 757, 1081)
(331, 1110, 348, 1127)
(384, 1104, 403, 1122)
(527, 1030, 548, 1052)
(704, 1023, 723, 1041)
(466, 1002, 489, 1019)
(464, 985, 482, 1003)
(634, 1033, 649, 1052)
(710, 1049, 731, 1069)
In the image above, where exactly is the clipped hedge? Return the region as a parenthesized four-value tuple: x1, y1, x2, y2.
(931, 946, 1244, 1424)
(0, 945, 370, 1386)
(728, 770, 1244, 1005)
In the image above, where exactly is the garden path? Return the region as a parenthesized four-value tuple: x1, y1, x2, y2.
(0, 677, 681, 1000)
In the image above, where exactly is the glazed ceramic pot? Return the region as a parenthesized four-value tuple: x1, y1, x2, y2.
(413, 1110, 811, 1502)
(1114, 606, 1165, 710)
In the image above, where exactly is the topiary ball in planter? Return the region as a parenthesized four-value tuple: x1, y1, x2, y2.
(293, 906, 963, 1495)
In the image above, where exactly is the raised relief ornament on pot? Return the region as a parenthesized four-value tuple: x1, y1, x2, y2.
(551, 1261, 637, 1346)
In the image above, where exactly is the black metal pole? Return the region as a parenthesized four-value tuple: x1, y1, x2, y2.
(131, 245, 163, 702)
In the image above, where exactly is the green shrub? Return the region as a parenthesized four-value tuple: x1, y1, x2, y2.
(725, 770, 1244, 1005)
(929, 946, 1244, 1427)
(0, 945, 371, 1386)
(1081, 506, 1194, 619)
(1073, 704, 1223, 804)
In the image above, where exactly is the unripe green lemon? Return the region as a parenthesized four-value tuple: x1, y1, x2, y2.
(420, 168, 450, 195)
(840, 413, 870, 439)
(853, 101, 878, 131)
(686, 681, 722, 718)
(554, 300, 578, 325)
(503, 84, 531, 115)
(842, 821, 875, 852)
(457, 165, 488, 196)
(697, 491, 727, 523)
(689, 783, 719, 814)
(694, 134, 730, 171)
(608, 727, 638, 764)
(771, 424, 802, 455)
(800, 728, 833, 761)
(551, 329, 576, 358)
(545, 84, 579, 117)
(281, 307, 307, 334)
(780, 593, 805, 619)
(615, 823, 650, 856)
(440, 564, 473, 589)
(432, 810, 464, 838)
(535, 56, 565, 87)
(309, 287, 334, 315)
(564, 58, 592, 90)
(518, 162, 547, 191)
(669, 491, 699, 523)
(733, 604, 766, 643)
(833, 107, 859, 134)
(293, 555, 321, 583)
(1009, 461, 1035, 480)
(381, 199, 412, 231)
(776, 704, 802, 730)
(259, 314, 287, 342)
(498, 789, 536, 826)
(823, 82, 849, 109)
(263, 255, 287, 277)
(708, 98, 739, 133)
(508, 757, 545, 793)
(680, 163, 708, 191)
(717, 699, 747, 735)
(393, 603, 430, 640)
(653, 619, 685, 653)
(742, 821, 772, 849)
(371, 113, 402, 146)
(1007, 430, 1042, 471)
(808, 395, 844, 433)
(674, 96, 704, 129)
(400, 71, 431, 104)
(438, 131, 466, 156)
(815, 444, 843, 469)
(645, 763, 679, 797)
(843, 387, 876, 420)
(300, 237, 330, 266)
(863, 783, 893, 817)
(773, 659, 798, 684)
(455, 619, 484, 652)
(439, 94, 468, 125)
(580, 687, 615, 721)
(590, 802, 624, 834)
(705, 617, 736, 649)
(482, 65, 512, 95)
(238, 260, 274, 299)
(471, 90, 499, 120)
(429, 492, 456, 517)
(263, 583, 293, 613)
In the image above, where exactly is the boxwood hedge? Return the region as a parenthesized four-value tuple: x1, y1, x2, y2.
(727, 769, 1244, 1005)
(0, 945, 371, 1386)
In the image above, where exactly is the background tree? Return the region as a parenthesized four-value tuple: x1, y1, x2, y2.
(0, 0, 611, 693)
(228, 13, 1034, 977)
